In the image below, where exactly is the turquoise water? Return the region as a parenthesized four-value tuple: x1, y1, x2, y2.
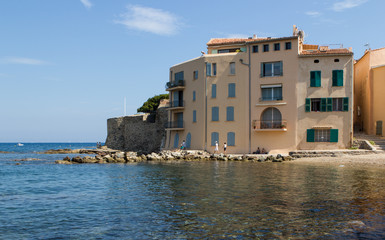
(1, 143, 385, 239)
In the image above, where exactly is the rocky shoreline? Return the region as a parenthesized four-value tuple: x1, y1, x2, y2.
(55, 150, 294, 164)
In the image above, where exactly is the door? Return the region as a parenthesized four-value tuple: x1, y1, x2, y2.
(176, 112, 183, 128)
(376, 121, 383, 136)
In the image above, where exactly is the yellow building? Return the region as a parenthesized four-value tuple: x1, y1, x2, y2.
(165, 27, 353, 154)
(354, 47, 385, 136)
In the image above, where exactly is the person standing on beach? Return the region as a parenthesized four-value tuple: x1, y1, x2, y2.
(181, 140, 186, 150)
(214, 141, 219, 153)
(223, 142, 227, 154)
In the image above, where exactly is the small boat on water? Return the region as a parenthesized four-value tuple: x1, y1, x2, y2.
(17, 143, 24, 146)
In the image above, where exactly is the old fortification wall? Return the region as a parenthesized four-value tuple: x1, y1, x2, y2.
(105, 106, 168, 153)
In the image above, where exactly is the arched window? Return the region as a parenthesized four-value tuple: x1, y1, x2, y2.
(261, 107, 282, 129)
(186, 133, 191, 148)
(173, 133, 179, 148)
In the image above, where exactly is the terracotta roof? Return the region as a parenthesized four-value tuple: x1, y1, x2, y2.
(300, 48, 352, 56)
(207, 38, 258, 46)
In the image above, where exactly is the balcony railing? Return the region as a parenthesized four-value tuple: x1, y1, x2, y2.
(165, 80, 185, 89)
(252, 120, 287, 130)
(169, 100, 185, 108)
(165, 121, 184, 129)
(259, 96, 283, 101)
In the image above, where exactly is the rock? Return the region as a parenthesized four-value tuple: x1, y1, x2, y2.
(55, 160, 73, 164)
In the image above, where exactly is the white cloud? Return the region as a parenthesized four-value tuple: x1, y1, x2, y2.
(332, 0, 368, 11)
(1, 57, 49, 65)
(306, 11, 321, 17)
(115, 5, 180, 36)
(80, 0, 92, 9)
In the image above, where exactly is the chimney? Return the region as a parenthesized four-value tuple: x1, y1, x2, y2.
(253, 34, 257, 39)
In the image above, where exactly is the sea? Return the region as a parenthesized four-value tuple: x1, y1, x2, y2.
(1, 143, 385, 239)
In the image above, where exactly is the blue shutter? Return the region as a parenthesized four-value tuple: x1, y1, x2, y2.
(279, 61, 283, 76)
(226, 107, 234, 121)
(307, 129, 315, 142)
(193, 91, 196, 101)
(211, 132, 219, 146)
(330, 129, 338, 142)
(173, 133, 179, 148)
(212, 84, 217, 98)
(227, 132, 235, 146)
(186, 133, 191, 148)
(193, 110, 196, 122)
(260, 63, 264, 77)
(212, 107, 219, 121)
(206, 63, 211, 76)
(228, 83, 236, 97)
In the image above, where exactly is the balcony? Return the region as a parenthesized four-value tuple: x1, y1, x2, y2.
(252, 120, 287, 132)
(259, 96, 283, 101)
(165, 121, 184, 130)
(165, 80, 185, 91)
(168, 100, 185, 110)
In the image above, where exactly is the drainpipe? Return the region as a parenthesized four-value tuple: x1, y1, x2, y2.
(240, 45, 251, 153)
(204, 62, 208, 151)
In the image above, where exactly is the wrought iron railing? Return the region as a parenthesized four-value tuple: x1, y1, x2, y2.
(259, 96, 283, 101)
(165, 121, 184, 129)
(252, 120, 287, 130)
(165, 80, 185, 89)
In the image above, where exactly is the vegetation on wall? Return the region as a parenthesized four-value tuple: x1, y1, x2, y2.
(137, 94, 169, 113)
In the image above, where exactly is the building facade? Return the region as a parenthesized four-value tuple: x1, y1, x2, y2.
(165, 27, 353, 154)
(354, 47, 385, 136)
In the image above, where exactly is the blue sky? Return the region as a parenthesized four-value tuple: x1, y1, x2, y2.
(0, 0, 382, 142)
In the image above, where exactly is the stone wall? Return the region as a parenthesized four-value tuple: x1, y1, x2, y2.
(105, 106, 168, 153)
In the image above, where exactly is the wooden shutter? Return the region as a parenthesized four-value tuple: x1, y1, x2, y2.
(212, 84, 216, 98)
(212, 107, 219, 121)
(333, 70, 343, 86)
(307, 129, 315, 142)
(228, 83, 235, 97)
(211, 132, 219, 146)
(343, 97, 349, 111)
(226, 107, 234, 121)
(206, 63, 211, 76)
(305, 98, 311, 112)
(193, 110, 196, 122)
(227, 132, 235, 146)
(260, 63, 264, 77)
(327, 98, 333, 112)
(321, 98, 327, 112)
(279, 61, 283, 76)
(330, 129, 338, 142)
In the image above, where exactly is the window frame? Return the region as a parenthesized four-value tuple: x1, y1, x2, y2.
(252, 45, 258, 53)
(285, 42, 292, 50)
(230, 62, 236, 75)
(274, 43, 280, 51)
(261, 61, 283, 77)
(263, 44, 269, 52)
(261, 84, 282, 101)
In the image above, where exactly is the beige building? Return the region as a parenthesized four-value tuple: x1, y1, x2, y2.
(354, 47, 385, 136)
(165, 27, 353, 154)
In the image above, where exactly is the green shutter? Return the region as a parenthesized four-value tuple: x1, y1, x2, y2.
(333, 70, 343, 86)
(327, 98, 333, 112)
(307, 129, 315, 142)
(321, 98, 327, 112)
(310, 71, 321, 87)
(343, 97, 349, 111)
(305, 98, 311, 112)
(330, 129, 338, 142)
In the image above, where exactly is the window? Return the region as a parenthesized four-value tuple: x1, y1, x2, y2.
(212, 84, 217, 98)
(206, 63, 211, 76)
(211, 132, 219, 146)
(285, 42, 292, 50)
(226, 106, 234, 121)
(333, 98, 343, 111)
(253, 45, 259, 53)
(332, 70, 343, 86)
(307, 129, 338, 142)
(306, 97, 349, 112)
(310, 71, 321, 87)
(213, 63, 217, 76)
(193, 70, 198, 80)
(263, 44, 269, 52)
(261, 61, 283, 77)
(175, 71, 184, 81)
(314, 59, 319, 63)
(311, 98, 321, 112)
(274, 43, 280, 51)
(193, 110, 196, 122)
(212, 107, 219, 121)
(230, 62, 235, 75)
(227, 132, 235, 146)
(261, 84, 282, 101)
(193, 91, 196, 101)
(334, 59, 340, 62)
(228, 83, 236, 97)
(260, 107, 282, 129)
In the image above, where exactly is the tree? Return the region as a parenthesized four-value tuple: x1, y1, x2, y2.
(137, 94, 169, 113)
